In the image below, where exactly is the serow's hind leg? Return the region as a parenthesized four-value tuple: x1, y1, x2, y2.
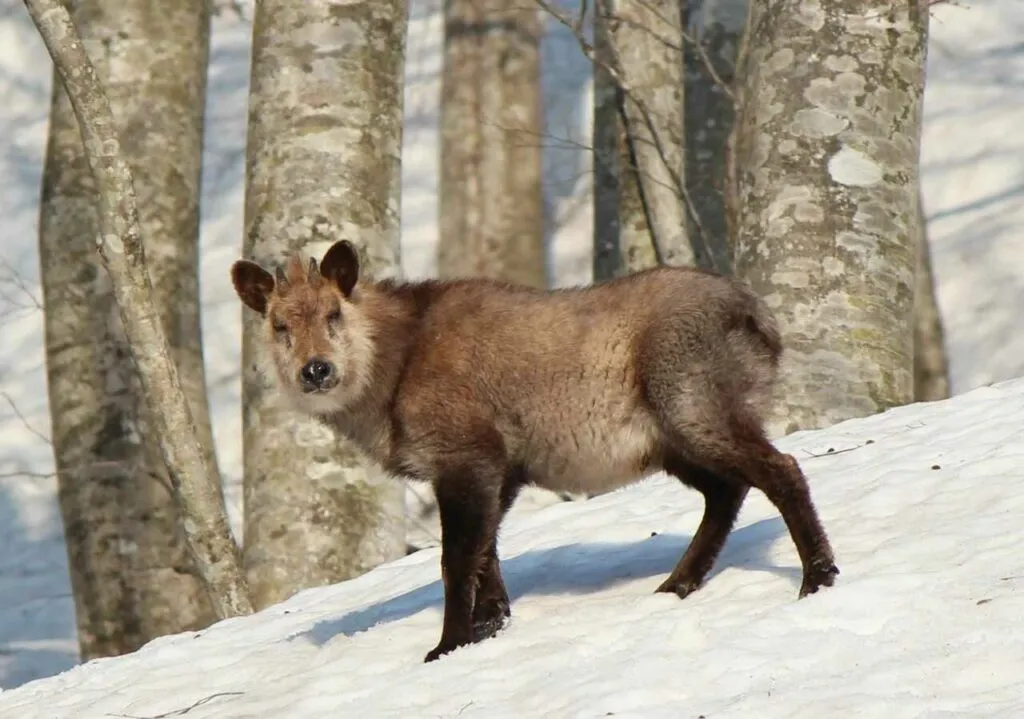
(667, 411, 838, 599)
(656, 454, 748, 599)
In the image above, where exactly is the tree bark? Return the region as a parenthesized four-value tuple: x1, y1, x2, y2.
(37, 0, 224, 660)
(594, 0, 693, 271)
(27, 0, 251, 633)
(242, 0, 408, 609)
(684, 0, 748, 273)
(914, 189, 950, 401)
(731, 0, 928, 437)
(437, 0, 546, 288)
(592, 0, 657, 280)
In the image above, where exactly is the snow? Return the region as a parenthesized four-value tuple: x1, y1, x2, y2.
(2, 377, 1024, 717)
(1, 0, 1023, 709)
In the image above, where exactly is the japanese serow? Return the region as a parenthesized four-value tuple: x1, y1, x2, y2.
(231, 240, 838, 662)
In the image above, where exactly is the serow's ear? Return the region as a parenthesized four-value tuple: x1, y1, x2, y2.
(319, 240, 360, 297)
(231, 260, 275, 316)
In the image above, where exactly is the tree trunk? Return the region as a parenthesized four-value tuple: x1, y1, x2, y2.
(28, 0, 251, 642)
(35, 0, 228, 659)
(683, 0, 748, 273)
(914, 189, 950, 401)
(731, 0, 928, 437)
(594, 0, 693, 271)
(241, 0, 408, 610)
(437, 0, 546, 288)
(592, 0, 658, 280)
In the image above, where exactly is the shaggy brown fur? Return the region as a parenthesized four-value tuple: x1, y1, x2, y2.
(232, 240, 839, 663)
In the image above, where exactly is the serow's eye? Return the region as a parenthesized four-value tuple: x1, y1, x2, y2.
(326, 310, 342, 324)
(272, 322, 288, 336)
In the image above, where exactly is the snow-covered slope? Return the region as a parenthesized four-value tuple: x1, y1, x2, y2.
(1, 0, 1023, 694)
(2, 378, 1023, 718)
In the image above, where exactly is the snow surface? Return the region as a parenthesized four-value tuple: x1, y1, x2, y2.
(2, 377, 1024, 717)
(1, 0, 1023, 701)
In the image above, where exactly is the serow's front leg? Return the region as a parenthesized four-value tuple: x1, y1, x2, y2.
(424, 461, 502, 663)
(472, 542, 511, 642)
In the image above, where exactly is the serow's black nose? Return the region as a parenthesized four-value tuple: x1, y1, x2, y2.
(301, 358, 334, 389)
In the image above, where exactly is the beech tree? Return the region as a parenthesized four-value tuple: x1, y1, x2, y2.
(684, 0, 748, 272)
(34, 0, 232, 658)
(26, 0, 251, 645)
(240, 0, 408, 609)
(437, 0, 546, 287)
(730, 0, 929, 436)
(914, 190, 950, 401)
(590, 0, 693, 278)
(592, 0, 658, 279)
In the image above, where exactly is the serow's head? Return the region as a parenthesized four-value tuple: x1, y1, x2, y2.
(230, 240, 373, 415)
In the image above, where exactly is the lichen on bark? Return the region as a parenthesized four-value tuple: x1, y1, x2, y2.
(731, 0, 928, 436)
(241, 0, 408, 609)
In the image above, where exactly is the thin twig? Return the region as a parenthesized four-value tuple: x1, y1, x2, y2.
(536, 0, 722, 271)
(628, 0, 735, 99)
(1, 391, 51, 444)
(105, 692, 244, 719)
(0, 257, 44, 310)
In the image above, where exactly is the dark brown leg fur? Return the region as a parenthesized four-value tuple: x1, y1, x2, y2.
(656, 457, 749, 598)
(472, 542, 510, 642)
(666, 411, 839, 598)
(470, 469, 524, 643)
(641, 342, 839, 601)
(768, 452, 840, 597)
(425, 459, 503, 663)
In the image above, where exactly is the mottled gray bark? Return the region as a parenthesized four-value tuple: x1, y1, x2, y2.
(242, 0, 408, 609)
(914, 189, 950, 401)
(437, 0, 546, 288)
(27, 0, 251, 628)
(592, 1, 657, 280)
(731, 0, 928, 437)
(596, 0, 693, 270)
(684, 0, 748, 272)
(37, 0, 223, 660)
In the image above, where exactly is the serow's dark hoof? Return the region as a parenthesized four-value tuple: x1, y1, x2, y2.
(654, 576, 703, 600)
(798, 560, 840, 598)
(424, 638, 466, 663)
(472, 610, 511, 643)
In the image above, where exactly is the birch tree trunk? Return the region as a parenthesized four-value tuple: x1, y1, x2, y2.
(684, 0, 748, 272)
(242, 0, 408, 609)
(35, 0, 227, 659)
(437, 0, 546, 288)
(593, 0, 693, 271)
(27, 0, 251, 635)
(592, 0, 657, 280)
(731, 0, 929, 437)
(914, 189, 950, 401)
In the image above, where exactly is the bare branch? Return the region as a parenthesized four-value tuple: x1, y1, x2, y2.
(537, 0, 720, 269)
(0, 258, 44, 310)
(1, 391, 51, 445)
